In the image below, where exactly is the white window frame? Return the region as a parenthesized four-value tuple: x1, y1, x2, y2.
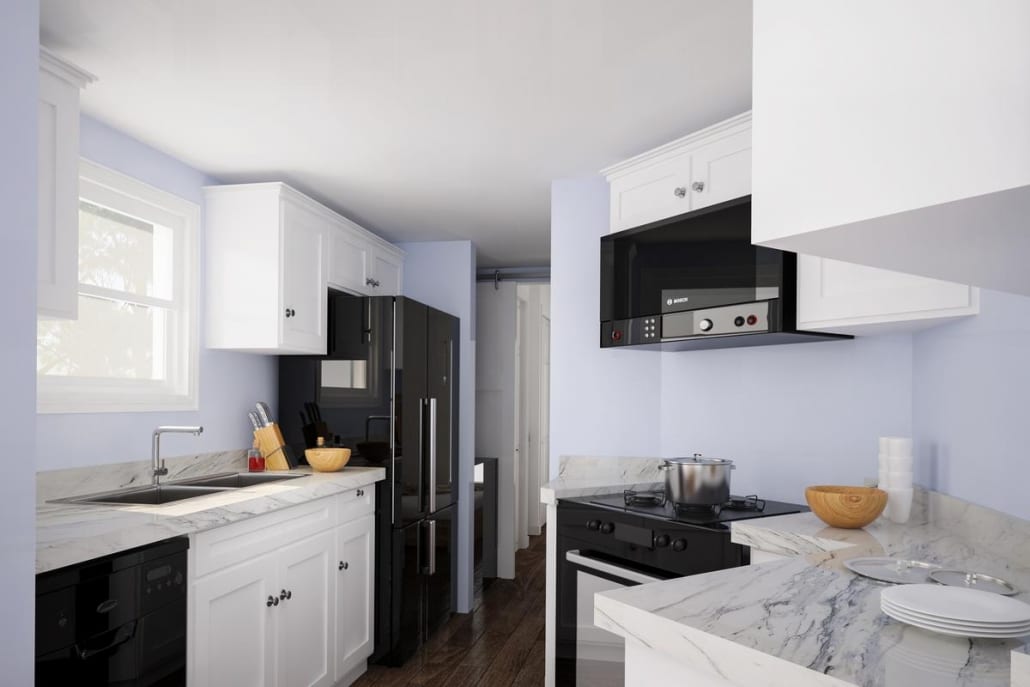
(37, 159, 200, 413)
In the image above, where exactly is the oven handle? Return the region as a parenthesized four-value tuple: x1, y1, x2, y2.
(565, 550, 662, 585)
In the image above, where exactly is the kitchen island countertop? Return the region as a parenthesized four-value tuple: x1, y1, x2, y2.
(595, 488, 1030, 687)
(37, 466, 385, 574)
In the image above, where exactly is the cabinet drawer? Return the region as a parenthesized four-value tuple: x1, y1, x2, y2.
(338, 486, 374, 525)
(192, 497, 337, 578)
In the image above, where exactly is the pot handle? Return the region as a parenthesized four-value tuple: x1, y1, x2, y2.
(658, 464, 670, 471)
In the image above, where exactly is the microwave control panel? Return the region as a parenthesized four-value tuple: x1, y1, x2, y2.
(663, 301, 769, 339)
(602, 301, 771, 347)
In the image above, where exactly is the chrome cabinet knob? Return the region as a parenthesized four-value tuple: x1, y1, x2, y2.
(673, 186, 687, 198)
(366, 277, 375, 286)
(691, 181, 705, 192)
(339, 561, 349, 570)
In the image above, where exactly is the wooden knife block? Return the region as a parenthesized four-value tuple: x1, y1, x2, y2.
(254, 424, 291, 471)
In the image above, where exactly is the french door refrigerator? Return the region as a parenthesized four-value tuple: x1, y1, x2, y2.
(278, 292, 459, 666)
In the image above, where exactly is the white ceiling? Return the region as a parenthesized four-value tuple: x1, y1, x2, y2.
(40, 0, 752, 267)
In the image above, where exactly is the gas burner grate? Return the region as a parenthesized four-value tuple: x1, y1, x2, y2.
(623, 489, 666, 507)
(723, 495, 766, 512)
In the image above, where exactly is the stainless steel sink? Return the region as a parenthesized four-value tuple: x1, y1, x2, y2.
(58, 484, 235, 506)
(174, 472, 305, 488)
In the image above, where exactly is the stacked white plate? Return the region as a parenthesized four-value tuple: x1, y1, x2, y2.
(881, 584, 1030, 639)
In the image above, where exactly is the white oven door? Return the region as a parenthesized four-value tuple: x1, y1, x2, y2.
(566, 550, 661, 687)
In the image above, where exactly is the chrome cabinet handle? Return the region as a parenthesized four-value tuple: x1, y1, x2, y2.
(366, 277, 375, 286)
(267, 596, 278, 607)
(691, 181, 705, 192)
(673, 186, 687, 198)
(339, 561, 348, 571)
(284, 308, 296, 318)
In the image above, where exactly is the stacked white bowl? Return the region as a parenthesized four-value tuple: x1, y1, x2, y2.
(878, 436, 913, 524)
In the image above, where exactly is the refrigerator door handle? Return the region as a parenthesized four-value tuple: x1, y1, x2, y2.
(423, 519, 437, 575)
(418, 397, 426, 515)
(428, 398, 438, 513)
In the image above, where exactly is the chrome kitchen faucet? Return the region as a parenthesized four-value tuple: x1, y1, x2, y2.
(152, 425, 204, 485)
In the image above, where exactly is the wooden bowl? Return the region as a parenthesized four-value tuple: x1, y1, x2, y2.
(304, 447, 351, 472)
(805, 485, 887, 529)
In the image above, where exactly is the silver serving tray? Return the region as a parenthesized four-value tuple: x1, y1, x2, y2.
(844, 557, 941, 584)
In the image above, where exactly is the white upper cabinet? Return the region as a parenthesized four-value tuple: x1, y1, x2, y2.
(797, 256, 979, 335)
(327, 217, 404, 297)
(751, 1, 1030, 297)
(604, 113, 751, 233)
(205, 183, 328, 354)
(602, 112, 979, 335)
(205, 182, 403, 353)
(37, 48, 95, 319)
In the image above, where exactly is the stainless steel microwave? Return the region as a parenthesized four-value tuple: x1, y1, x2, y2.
(599, 196, 850, 350)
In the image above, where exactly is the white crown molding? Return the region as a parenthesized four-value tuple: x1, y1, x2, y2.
(601, 110, 752, 179)
(40, 46, 97, 87)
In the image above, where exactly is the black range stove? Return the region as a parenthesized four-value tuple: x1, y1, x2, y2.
(555, 490, 806, 686)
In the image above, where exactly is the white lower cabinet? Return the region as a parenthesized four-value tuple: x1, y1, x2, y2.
(334, 515, 374, 679)
(192, 552, 278, 687)
(190, 488, 375, 687)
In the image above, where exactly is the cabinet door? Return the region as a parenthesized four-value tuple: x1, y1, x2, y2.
(688, 128, 752, 210)
(334, 515, 374, 681)
(37, 67, 81, 319)
(608, 154, 693, 232)
(281, 199, 328, 353)
(191, 553, 278, 687)
(277, 531, 335, 687)
(797, 255, 979, 334)
(370, 248, 403, 296)
(328, 223, 371, 295)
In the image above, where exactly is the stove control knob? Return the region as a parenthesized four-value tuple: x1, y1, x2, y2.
(654, 534, 670, 548)
(672, 538, 688, 552)
(600, 522, 615, 534)
(698, 319, 713, 332)
(586, 520, 601, 531)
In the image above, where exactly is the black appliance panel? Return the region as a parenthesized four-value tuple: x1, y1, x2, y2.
(426, 306, 458, 512)
(35, 537, 188, 687)
(397, 298, 429, 526)
(601, 197, 783, 322)
(423, 503, 456, 640)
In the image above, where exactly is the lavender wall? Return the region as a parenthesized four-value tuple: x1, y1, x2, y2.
(1, 0, 39, 678)
(396, 240, 477, 612)
(549, 177, 663, 471)
(36, 116, 277, 469)
(913, 289, 1030, 520)
(660, 335, 913, 503)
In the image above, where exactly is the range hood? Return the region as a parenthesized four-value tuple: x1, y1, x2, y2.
(599, 196, 851, 351)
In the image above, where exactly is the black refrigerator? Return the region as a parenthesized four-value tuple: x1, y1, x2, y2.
(279, 291, 459, 666)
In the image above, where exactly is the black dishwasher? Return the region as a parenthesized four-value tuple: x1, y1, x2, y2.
(36, 537, 188, 687)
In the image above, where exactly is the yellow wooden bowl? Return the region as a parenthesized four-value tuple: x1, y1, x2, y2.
(304, 447, 351, 472)
(805, 485, 887, 529)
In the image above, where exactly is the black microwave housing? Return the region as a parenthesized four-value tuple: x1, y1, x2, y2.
(600, 196, 850, 351)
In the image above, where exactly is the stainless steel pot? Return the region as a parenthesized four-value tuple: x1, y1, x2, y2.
(659, 454, 735, 506)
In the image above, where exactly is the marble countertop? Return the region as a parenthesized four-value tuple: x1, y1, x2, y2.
(540, 454, 663, 505)
(37, 466, 385, 574)
(595, 490, 1030, 687)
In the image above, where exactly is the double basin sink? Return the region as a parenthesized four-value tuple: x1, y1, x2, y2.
(55, 472, 305, 506)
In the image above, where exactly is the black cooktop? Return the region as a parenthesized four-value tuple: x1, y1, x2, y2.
(576, 491, 807, 529)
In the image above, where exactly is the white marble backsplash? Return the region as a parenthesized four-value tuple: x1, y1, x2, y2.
(36, 449, 248, 503)
(540, 454, 665, 505)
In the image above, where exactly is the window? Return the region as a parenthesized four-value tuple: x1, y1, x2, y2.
(37, 159, 199, 413)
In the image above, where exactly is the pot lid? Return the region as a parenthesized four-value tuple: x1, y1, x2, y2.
(663, 454, 733, 466)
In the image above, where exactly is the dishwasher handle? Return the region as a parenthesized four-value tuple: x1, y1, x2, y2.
(75, 621, 137, 660)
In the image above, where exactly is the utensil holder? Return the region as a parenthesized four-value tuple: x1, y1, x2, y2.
(254, 424, 291, 471)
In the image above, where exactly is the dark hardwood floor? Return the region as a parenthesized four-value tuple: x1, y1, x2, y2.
(353, 529, 547, 687)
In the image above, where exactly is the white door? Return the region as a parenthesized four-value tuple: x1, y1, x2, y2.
(191, 553, 278, 687)
(334, 515, 374, 680)
(370, 248, 403, 296)
(281, 198, 328, 353)
(277, 531, 335, 687)
(536, 315, 551, 531)
(688, 128, 752, 210)
(328, 223, 370, 295)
